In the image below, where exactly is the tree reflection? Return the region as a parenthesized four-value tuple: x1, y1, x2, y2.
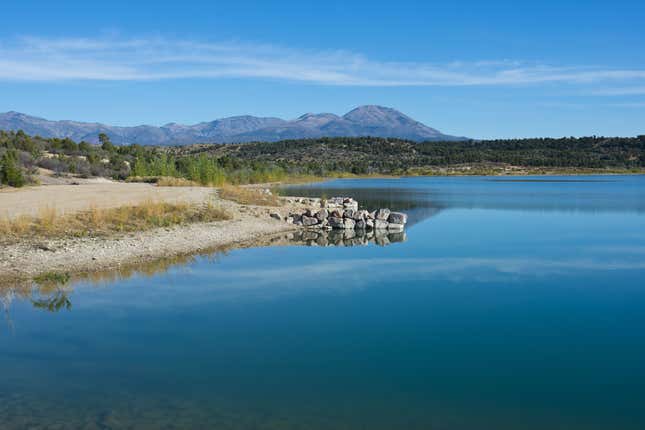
(31, 290, 72, 312)
(31, 273, 73, 313)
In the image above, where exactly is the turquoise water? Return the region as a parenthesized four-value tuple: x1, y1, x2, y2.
(2, 176, 645, 429)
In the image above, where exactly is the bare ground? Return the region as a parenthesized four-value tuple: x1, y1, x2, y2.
(0, 181, 215, 219)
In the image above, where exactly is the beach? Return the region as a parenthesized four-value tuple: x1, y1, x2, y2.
(0, 181, 309, 282)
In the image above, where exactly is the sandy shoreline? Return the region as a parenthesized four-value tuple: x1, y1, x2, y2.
(0, 216, 299, 283)
(0, 182, 317, 283)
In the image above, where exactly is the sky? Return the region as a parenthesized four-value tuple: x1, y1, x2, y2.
(1, 0, 644, 139)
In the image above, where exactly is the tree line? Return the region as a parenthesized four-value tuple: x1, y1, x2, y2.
(2, 130, 645, 187)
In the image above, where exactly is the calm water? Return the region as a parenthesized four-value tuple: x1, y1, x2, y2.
(2, 176, 645, 429)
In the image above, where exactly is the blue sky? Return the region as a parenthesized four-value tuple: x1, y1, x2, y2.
(1, 0, 644, 138)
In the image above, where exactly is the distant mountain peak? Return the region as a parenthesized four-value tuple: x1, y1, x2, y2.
(0, 106, 466, 145)
(344, 105, 415, 124)
(294, 112, 340, 127)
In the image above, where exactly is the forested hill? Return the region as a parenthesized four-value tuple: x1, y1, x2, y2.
(2, 131, 645, 188)
(172, 135, 645, 171)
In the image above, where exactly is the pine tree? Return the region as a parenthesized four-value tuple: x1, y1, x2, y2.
(0, 151, 26, 187)
(99, 133, 115, 152)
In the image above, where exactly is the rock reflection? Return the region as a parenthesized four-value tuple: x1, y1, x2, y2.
(291, 228, 406, 247)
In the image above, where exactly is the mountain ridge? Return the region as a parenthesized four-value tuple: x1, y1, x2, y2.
(0, 106, 466, 145)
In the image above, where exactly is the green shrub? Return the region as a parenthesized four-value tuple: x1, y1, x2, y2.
(0, 150, 26, 187)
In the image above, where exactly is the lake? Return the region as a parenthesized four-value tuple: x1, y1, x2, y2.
(2, 176, 645, 429)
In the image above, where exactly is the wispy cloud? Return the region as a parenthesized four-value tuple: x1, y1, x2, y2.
(590, 86, 645, 96)
(2, 35, 645, 89)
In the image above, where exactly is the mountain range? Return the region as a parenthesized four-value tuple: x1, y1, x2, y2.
(0, 105, 466, 145)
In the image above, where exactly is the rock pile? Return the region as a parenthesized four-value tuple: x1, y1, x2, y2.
(277, 197, 408, 231)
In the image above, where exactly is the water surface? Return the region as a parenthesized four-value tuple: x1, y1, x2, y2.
(2, 175, 645, 429)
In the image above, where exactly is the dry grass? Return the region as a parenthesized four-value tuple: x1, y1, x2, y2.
(126, 176, 200, 187)
(0, 200, 231, 244)
(219, 184, 281, 206)
(156, 177, 200, 187)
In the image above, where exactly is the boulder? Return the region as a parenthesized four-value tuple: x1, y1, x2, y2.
(368, 210, 376, 219)
(330, 209, 344, 218)
(376, 208, 391, 220)
(366, 219, 374, 229)
(388, 212, 407, 225)
(285, 216, 294, 224)
(343, 202, 359, 211)
(344, 208, 355, 219)
(355, 219, 366, 229)
(302, 215, 319, 226)
(353, 210, 366, 221)
(315, 209, 328, 222)
(328, 217, 345, 229)
(290, 213, 302, 223)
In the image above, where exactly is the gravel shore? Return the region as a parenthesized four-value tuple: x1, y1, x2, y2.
(0, 183, 317, 283)
(0, 210, 299, 283)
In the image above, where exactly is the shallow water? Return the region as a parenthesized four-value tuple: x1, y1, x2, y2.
(2, 176, 645, 429)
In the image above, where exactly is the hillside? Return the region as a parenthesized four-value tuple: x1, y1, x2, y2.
(171, 135, 645, 172)
(2, 131, 644, 189)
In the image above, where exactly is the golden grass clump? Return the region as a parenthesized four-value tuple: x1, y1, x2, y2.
(125, 176, 200, 187)
(156, 177, 200, 187)
(219, 184, 281, 206)
(0, 200, 231, 244)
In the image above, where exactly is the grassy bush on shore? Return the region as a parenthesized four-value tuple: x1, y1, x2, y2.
(0, 200, 231, 244)
(126, 176, 200, 187)
(33, 271, 71, 287)
(219, 184, 280, 206)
